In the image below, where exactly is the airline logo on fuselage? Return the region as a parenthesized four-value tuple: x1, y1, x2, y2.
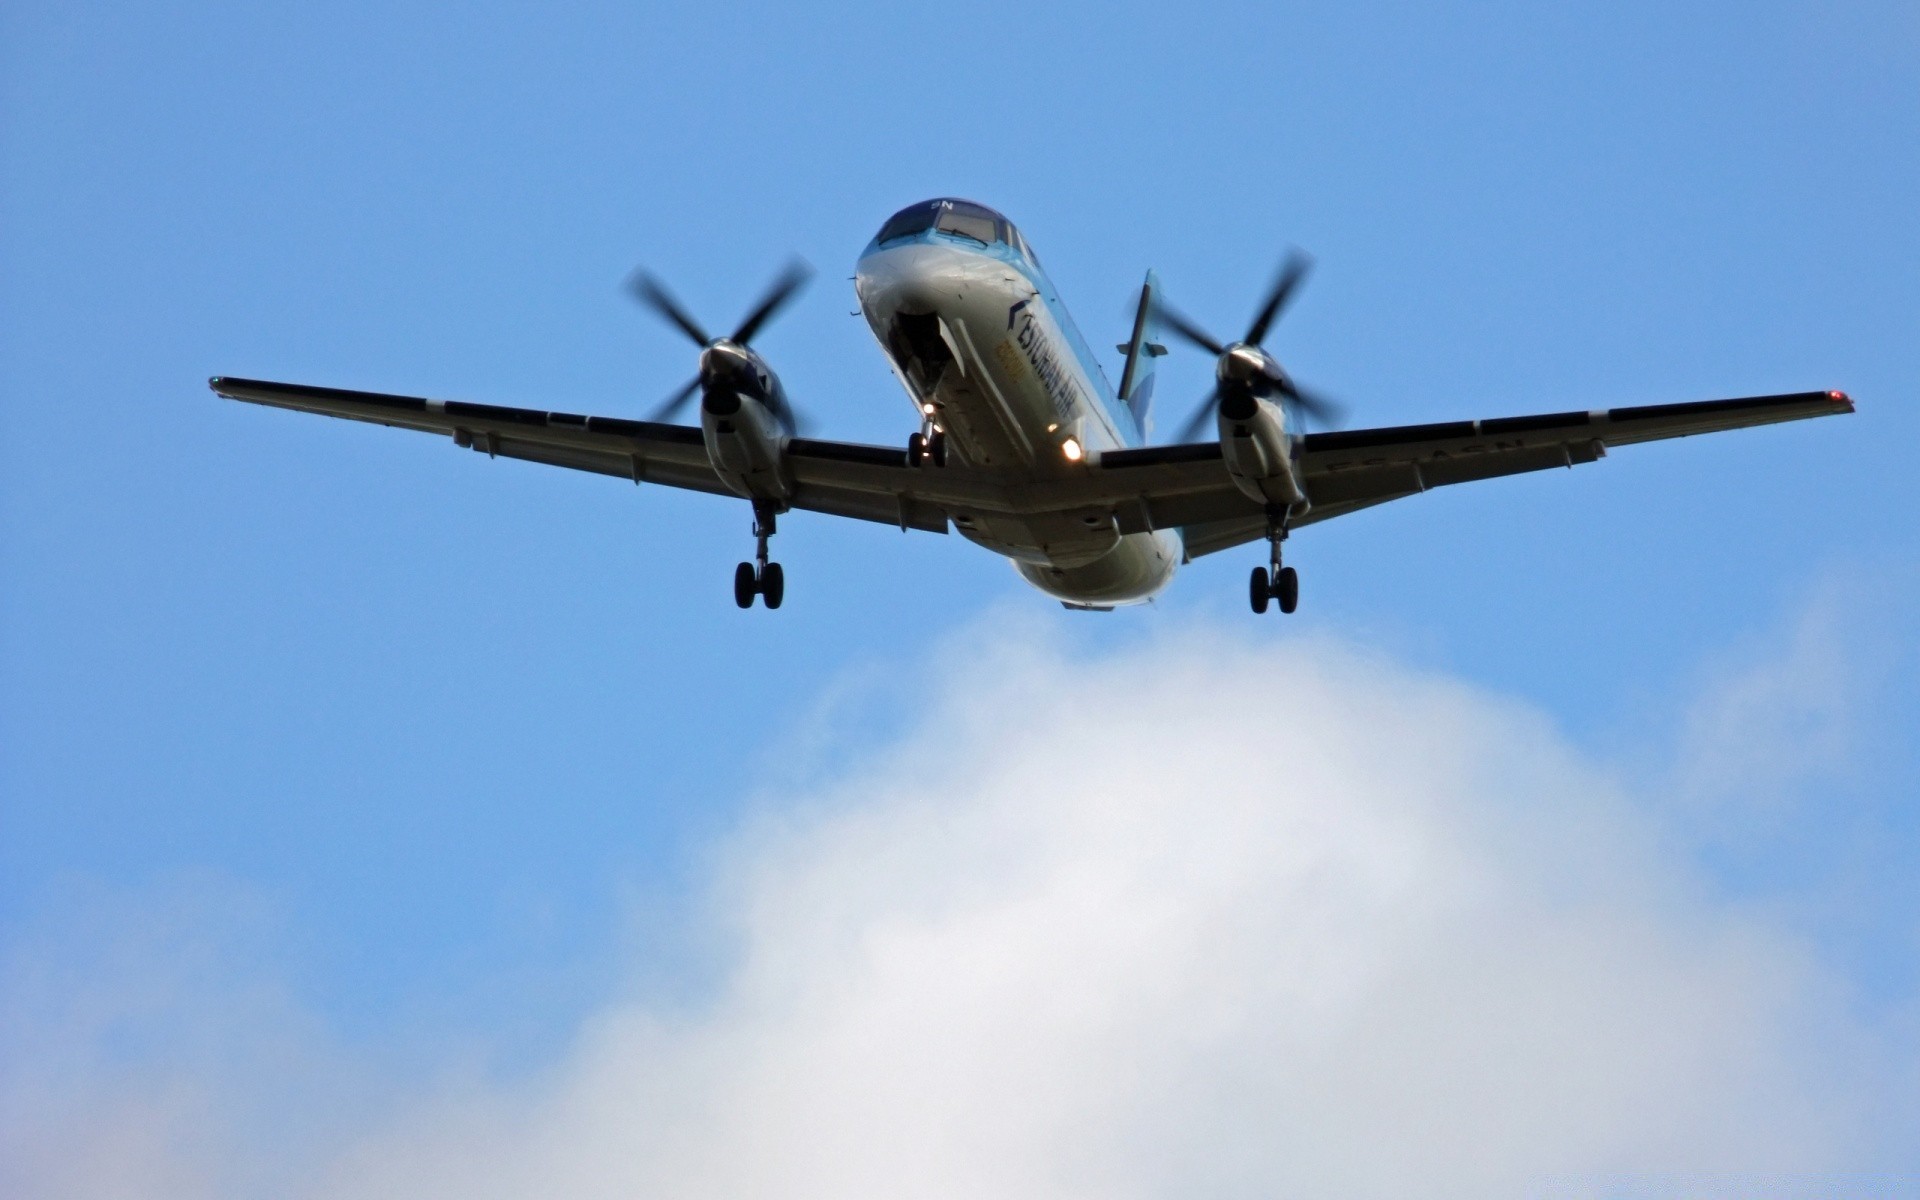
(1006, 298, 1085, 422)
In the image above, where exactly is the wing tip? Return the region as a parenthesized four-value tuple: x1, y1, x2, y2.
(1827, 389, 1855, 414)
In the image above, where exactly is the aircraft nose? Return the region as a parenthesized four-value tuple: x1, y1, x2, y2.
(856, 243, 966, 319)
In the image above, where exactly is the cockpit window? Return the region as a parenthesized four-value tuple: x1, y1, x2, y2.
(934, 208, 998, 245)
(875, 202, 940, 244)
(874, 198, 1012, 249)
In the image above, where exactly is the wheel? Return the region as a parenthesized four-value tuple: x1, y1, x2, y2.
(760, 561, 785, 609)
(906, 431, 927, 466)
(1277, 566, 1299, 614)
(1249, 566, 1271, 614)
(930, 430, 948, 467)
(733, 562, 757, 608)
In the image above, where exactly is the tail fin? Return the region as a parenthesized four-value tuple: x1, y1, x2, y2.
(1115, 269, 1168, 440)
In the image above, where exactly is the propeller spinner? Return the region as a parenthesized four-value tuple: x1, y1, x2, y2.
(625, 261, 813, 427)
(1159, 251, 1345, 443)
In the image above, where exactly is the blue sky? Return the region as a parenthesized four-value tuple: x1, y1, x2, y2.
(3, 0, 1917, 1193)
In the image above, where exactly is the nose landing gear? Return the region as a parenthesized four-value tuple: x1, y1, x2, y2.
(734, 501, 786, 609)
(1249, 508, 1299, 615)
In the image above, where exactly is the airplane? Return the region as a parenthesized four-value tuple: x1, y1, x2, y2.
(210, 196, 1854, 613)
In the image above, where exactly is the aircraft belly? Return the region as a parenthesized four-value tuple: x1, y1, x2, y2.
(1013, 529, 1182, 606)
(950, 509, 1116, 568)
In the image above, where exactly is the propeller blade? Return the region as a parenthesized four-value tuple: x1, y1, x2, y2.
(1244, 250, 1312, 346)
(1156, 301, 1227, 356)
(730, 260, 812, 346)
(1283, 381, 1347, 429)
(1172, 388, 1221, 444)
(764, 387, 812, 436)
(647, 375, 701, 423)
(627, 271, 712, 347)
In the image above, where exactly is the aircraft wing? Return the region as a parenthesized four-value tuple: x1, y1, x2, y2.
(208, 376, 952, 533)
(214, 378, 1850, 557)
(1089, 390, 1854, 559)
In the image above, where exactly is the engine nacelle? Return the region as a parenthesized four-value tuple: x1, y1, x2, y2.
(702, 391, 792, 502)
(1218, 394, 1308, 509)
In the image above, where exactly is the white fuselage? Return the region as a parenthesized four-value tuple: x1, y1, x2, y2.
(855, 238, 1181, 606)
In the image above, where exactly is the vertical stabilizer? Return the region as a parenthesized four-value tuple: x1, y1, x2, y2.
(1116, 270, 1168, 440)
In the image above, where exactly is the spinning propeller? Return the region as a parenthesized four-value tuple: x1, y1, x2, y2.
(626, 260, 813, 426)
(1159, 250, 1346, 443)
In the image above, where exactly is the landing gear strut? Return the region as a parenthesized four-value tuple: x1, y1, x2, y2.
(734, 501, 785, 609)
(1249, 507, 1299, 615)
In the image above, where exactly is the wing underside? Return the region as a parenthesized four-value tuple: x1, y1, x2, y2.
(1093, 390, 1853, 558)
(211, 377, 1850, 555)
(209, 377, 950, 532)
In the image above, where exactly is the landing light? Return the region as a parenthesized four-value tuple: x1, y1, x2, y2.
(921, 403, 937, 416)
(1061, 437, 1084, 463)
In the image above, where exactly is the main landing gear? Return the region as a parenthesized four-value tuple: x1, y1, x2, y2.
(1249, 508, 1299, 615)
(906, 423, 947, 467)
(734, 501, 785, 609)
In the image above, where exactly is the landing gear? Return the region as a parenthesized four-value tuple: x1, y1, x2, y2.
(1276, 565, 1298, 613)
(734, 502, 786, 609)
(1249, 508, 1300, 615)
(907, 424, 947, 467)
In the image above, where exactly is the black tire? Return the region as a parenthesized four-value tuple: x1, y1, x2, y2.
(930, 430, 948, 467)
(761, 561, 785, 609)
(733, 562, 757, 608)
(1277, 565, 1299, 614)
(1249, 566, 1271, 614)
(906, 432, 926, 466)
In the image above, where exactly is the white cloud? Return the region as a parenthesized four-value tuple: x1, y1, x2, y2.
(1667, 584, 1860, 826)
(0, 877, 362, 1200)
(6, 623, 1915, 1199)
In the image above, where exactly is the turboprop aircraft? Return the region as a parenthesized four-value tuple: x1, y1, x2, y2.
(211, 196, 1854, 613)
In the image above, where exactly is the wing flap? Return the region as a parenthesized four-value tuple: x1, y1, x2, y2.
(480, 436, 742, 499)
(1179, 493, 1411, 559)
(791, 485, 949, 533)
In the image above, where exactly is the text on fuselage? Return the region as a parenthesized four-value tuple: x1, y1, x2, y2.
(1008, 300, 1086, 422)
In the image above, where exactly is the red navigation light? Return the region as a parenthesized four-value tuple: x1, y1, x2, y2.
(1828, 390, 1850, 402)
